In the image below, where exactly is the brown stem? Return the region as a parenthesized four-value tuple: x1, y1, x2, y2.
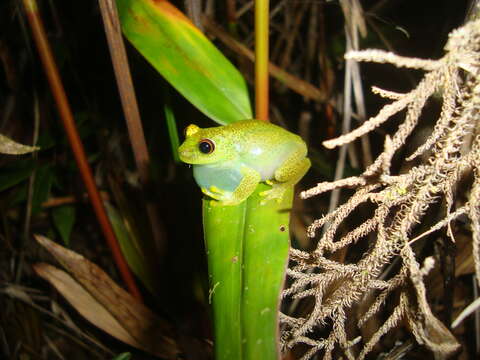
(22, 0, 142, 301)
(98, 0, 166, 259)
(41, 192, 110, 208)
(98, 0, 149, 184)
(204, 17, 328, 103)
(226, 0, 237, 24)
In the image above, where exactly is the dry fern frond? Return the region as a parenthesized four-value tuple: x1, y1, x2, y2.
(281, 19, 480, 359)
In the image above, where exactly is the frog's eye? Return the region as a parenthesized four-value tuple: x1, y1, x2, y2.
(199, 139, 215, 154)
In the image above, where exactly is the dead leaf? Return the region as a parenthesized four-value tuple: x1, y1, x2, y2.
(34, 234, 180, 358)
(405, 301, 460, 359)
(0, 134, 38, 154)
(403, 264, 460, 359)
(34, 263, 143, 348)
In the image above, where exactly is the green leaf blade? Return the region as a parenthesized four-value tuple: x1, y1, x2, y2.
(112, 353, 131, 360)
(242, 184, 291, 360)
(32, 165, 54, 215)
(117, 0, 252, 125)
(203, 201, 245, 360)
(203, 184, 292, 360)
(52, 205, 76, 246)
(105, 203, 158, 294)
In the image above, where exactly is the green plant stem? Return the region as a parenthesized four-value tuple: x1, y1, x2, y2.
(22, 0, 142, 301)
(204, 184, 291, 360)
(203, 202, 245, 360)
(255, 0, 270, 121)
(163, 89, 180, 163)
(241, 185, 291, 359)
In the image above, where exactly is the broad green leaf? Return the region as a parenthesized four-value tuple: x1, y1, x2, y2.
(203, 201, 244, 360)
(203, 184, 291, 360)
(52, 205, 76, 246)
(117, 0, 252, 125)
(0, 134, 38, 155)
(105, 203, 157, 294)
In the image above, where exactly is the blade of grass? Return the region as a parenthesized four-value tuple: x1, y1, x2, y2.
(105, 203, 157, 295)
(163, 89, 180, 163)
(22, 0, 141, 301)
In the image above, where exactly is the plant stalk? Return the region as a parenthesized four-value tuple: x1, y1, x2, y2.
(98, 0, 166, 260)
(22, 0, 142, 301)
(98, 0, 150, 185)
(255, 0, 269, 121)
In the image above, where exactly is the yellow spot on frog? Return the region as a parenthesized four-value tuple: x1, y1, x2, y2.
(185, 124, 200, 137)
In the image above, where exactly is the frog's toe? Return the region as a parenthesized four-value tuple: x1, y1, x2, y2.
(210, 185, 225, 196)
(202, 186, 231, 202)
(202, 188, 217, 199)
(201, 187, 213, 197)
(259, 189, 269, 197)
(259, 185, 286, 204)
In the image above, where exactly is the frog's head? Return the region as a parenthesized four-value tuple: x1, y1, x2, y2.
(178, 124, 235, 164)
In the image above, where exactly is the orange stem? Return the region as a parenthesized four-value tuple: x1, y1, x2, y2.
(22, 0, 142, 301)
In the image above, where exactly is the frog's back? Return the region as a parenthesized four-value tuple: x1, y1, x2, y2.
(231, 120, 306, 180)
(231, 119, 302, 148)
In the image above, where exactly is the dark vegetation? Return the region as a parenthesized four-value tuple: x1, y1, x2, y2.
(0, 0, 475, 359)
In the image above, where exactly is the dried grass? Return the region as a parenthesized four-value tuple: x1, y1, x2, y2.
(281, 19, 480, 359)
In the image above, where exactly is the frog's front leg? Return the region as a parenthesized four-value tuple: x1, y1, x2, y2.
(221, 166, 261, 205)
(260, 150, 311, 203)
(203, 166, 261, 206)
(201, 185, 229, 201)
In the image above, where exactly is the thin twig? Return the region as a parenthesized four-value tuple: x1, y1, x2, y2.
(22, 0, 141, 301)
(203, 18, 328, 103)
(15, 90, 40, 284)
(98, 0, 166, 262)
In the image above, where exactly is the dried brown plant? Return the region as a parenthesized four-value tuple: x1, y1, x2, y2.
(281, 19, 480, 360)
